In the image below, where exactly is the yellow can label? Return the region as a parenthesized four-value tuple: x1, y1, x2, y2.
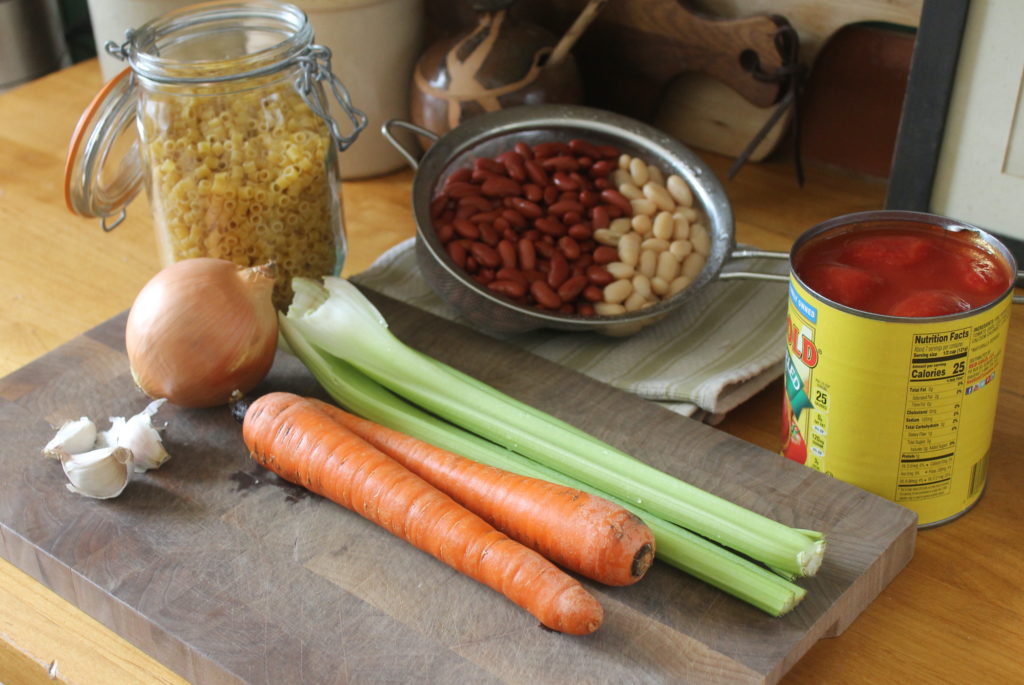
(782, 278, 1011, 526)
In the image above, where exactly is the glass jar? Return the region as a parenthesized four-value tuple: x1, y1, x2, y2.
(65, 0, 366, 308)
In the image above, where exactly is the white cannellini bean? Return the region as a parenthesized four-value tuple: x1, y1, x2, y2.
(603, 278, 633, 304)
(672, 212, 691, 240)
(632, 273, 653, 299)
(638, 249, 658, 277)
(656, 250, 680, 281)
(609, 217, 632, 235)
(652, 211, 675, 241)
(647, 163, 665, 187)
(619, 182, 644, 200)
(681, 251, 706, 279)
(593, 228, 619, 246)
(595, 301, 627, 317)
(628, 157, 650, 186)
(630, 198, 658, 216)
(605, 261, 635, 280)
(643, 182, 675, 212)
(623, 291, 649, 312)
(650, 275, 670, 296)
(677, 206, 699, 223)
(618, 231, 641, 265)
(641, 237, 670, 252)
(667, 174, 693, 207)
(669, 274, 693, 296)
(631, 213, 652, 234)
(690, 222, 711, 256)
(618, 153, 632, 170)
(612, 168, 633, 187)
(669, 238, 693, 261)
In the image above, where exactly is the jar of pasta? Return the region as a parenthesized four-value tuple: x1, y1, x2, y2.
(65, 0, 366, 308)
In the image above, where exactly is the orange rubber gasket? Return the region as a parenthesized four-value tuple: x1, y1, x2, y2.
(63, 67, 133, 216)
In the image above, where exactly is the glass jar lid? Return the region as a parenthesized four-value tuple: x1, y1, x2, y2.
(63, 67, 143, 230)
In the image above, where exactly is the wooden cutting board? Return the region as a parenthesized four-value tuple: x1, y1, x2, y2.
(0, 289, 916, 685)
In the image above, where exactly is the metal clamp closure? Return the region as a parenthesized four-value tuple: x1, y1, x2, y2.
(296, 45, 368, 152)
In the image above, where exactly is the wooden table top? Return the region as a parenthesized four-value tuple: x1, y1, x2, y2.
(1, 60, 1021, 685)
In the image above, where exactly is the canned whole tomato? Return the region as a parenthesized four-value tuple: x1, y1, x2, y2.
(782, 211, 1021, 526)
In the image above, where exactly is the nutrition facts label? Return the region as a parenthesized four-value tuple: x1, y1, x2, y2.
(896, 327, 970, 501)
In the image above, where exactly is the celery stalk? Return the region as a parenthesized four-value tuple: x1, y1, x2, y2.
(279, 314, 806, 615)
(285, 277, 824, 577)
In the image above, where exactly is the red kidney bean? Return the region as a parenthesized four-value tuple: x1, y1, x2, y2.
(488, 279, 527, 298)
(596, 144, 620, 158)
(497, 239, 517, 269)
(474, 157, 506, 176)
(600, 188, 633, 215)
(552, 171, 579, 191)
(579, 189, 600, 207)
(594, 177, 611, 190)
(514, 141, 534, 160)
(569, 171, 591, 191)
(542, 184, 560, 205)
(567, 223, 592, 241)
(467, 210, 500, 224)
(591, 205, 610, 230)
(517, 238, 537, 270)
(444, 167, 472, 186)
(576, 156, 593, 170)
(578, 303, 596, 316)
(500, 208, 528, 230)
(583, 285, 604, 302)
(541, 155, 581, 172)
(445, 180, 481, 198)
(496, 150, 527, 181)
(534, 240, 556, 259)
(465, 255, 478, 272)
(493, 216, 512, 233)
(535, 217, 566, 237)
(482, 175, 522, 197)
(437, 223, 456, 242)
(453, 218, 480, 240)
(469, 241, 501, 269)
(530, 280, 562, 309)
(458, 194, 493, 212)
(588, 159, 615, 178)
(447, 241, 468, 268)
(569, 138, 602, 158)
(478, 222, 499, 246)
(605, 203, 624, 219)
(523, 182, 544, 203)
(557, 274, 588, 302)
(524, 159, 550, 186)
(496, 266, 526, 284)
(532, 141, 569, 158)
(592, 246, 619, 265)
(508, 197, 543, 219)
(474, 267, 494, 284)
(548, 199, 584, 216)
(558, 235, 582, 261)
(561, 211, 583, 227)
(430, 193, 450, 218)
(586, 264, 614, 285)
(547, 252, 569, 288)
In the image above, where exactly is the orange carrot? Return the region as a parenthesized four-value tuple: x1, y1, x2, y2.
(242, 392, 603, 635)
(309, 398, 655, 586)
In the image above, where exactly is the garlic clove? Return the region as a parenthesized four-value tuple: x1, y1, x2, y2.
(60, 446, 133, 499)
(116, 399, 171, 473)
(43, 417, 97, 458)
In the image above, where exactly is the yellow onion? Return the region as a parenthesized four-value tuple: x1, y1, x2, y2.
(126, 258, 279, 408)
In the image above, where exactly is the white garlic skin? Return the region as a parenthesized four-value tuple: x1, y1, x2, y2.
(43, 417, 97, 458)
(60, 446, 133, 499)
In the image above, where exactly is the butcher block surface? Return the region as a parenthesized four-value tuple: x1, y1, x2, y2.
(0, 289, 916, 685)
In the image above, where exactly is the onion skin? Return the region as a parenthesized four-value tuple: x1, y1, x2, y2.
(126, 258, 279, 408)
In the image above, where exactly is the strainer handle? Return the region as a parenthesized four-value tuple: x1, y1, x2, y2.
(718, 248, 790, 283)
(381, 119, 438, 171)
(1014, 270, 1023, 305)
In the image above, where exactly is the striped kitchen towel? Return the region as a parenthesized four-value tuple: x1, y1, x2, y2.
(352, 238, 790, 422)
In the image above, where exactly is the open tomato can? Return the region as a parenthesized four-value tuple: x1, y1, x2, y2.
(781, 210, 1022, 526)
